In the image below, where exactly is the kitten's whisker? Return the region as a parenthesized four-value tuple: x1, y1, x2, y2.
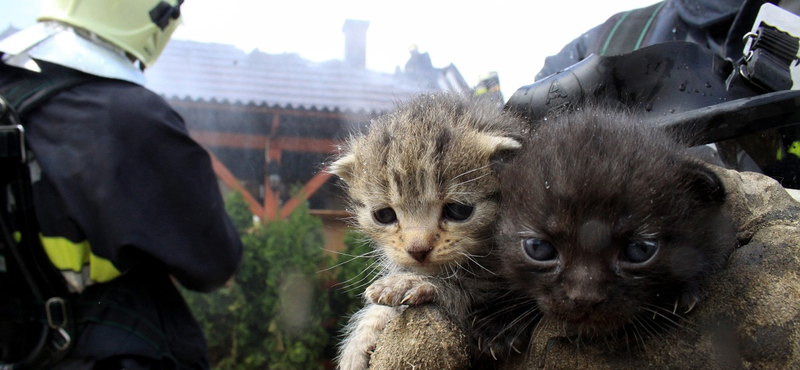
(331, 256, 380, 286)
(640, 303, 697, 335)
(334, 262, 378, 285)
(317, 251, 378, 273)
(340, 271, 382, 294)
(632, 313, 664, 346)
(478, 297, 539, 322)
(318, 258, 359, 274)
(485, 306, 541, 352)
(439, 263, 459, 280)
(458, 252, 496, 276)
(631, 317, 651, 352)
(640, 307, 669, 327)
(447, 163, 491, 184)
(448, 172, 492, 190)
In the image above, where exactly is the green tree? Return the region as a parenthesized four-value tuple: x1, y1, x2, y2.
(182, 191, 336, 370)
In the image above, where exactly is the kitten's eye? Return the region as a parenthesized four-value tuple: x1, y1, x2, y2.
(372, 208, 397, 224)
(443, 203, 474, 221)
(522, 239, 558, 262)
(622, 240, 658, 264)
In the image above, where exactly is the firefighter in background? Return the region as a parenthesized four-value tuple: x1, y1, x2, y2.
(474, 71, 504, 106)
(0, 0, 243, 368)
(532, 0, 799, 188)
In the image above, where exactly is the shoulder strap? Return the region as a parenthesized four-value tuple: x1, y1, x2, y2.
(0, 65, 96, 369)
(0, 67, 97, 117)
(0, 65, 97, 163)
(599, 1, 668, 56)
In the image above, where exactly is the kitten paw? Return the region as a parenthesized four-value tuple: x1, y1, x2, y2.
(338, 305, 399, 370)
(675, 284, 701, 314)
(337, 346, 372, 370)
(472, 319, 529, 362)
(366, 274, 436, 306)
(677, 290, 699, 314)
(470, 292, 535, 363)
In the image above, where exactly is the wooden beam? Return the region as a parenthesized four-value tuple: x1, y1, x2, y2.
(207, 152, 340, 222)
(279, 171, 333, 219)
(189, 131, 340, 154)
(190, 131, 267, 149)
(272, 137, 339, 153)
(199, 133, 342, 222)
(271, 114, 281, 135)
(268, 146, 282, 164)
(261, 181, 278, 221)
(207, 151, 264, 218)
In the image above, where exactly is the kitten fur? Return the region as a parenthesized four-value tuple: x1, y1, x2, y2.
(330, 93, 526, 370)
(481, 104, 737, 354)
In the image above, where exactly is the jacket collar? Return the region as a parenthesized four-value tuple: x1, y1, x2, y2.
(0, 22, 145, 85)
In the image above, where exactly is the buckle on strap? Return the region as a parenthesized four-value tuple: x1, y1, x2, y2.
(45, 298, 73, 351)
(53, 327, 71, 352)
(0, 124, 26, 164)
(45, 297, 68, 329)
(0, 96, 25, 164)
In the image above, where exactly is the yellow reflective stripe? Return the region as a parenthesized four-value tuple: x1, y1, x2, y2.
(39, 235, 121, 283)
(777, 141, 800, 161)
(88, 253, 121, 283)
(40, 235, 87, 271)
(788, 141, 800, 158)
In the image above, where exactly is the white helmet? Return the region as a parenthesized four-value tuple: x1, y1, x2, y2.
(37, 0, 183, 67)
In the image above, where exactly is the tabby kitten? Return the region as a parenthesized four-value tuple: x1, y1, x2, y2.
(330, 93, 525, 370)
(483, 104, 737, 352)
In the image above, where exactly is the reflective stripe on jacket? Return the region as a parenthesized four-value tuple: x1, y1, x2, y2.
(40, 235, 121, 292)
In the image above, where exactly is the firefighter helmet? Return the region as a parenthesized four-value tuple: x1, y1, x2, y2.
(37, 0, 183, 67)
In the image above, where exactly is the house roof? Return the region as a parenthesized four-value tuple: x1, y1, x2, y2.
(0, 27, 16, 41)
(0, 25, 472, 113)
(145, 38, 471, 113)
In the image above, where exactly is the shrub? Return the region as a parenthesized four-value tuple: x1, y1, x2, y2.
(182, 191, 335, 369)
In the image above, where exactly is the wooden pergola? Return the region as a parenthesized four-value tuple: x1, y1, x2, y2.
(168, 99, 369, 222)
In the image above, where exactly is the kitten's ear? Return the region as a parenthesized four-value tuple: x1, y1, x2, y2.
(479, 135, 522, 173)
(684, 161, 727, 205)
(328, 153, 356, 183)
(478, 135, 522, 157)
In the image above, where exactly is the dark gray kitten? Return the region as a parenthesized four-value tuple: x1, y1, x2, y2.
(479, 105, 737, 355)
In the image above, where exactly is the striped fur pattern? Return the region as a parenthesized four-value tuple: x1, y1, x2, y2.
(330, 93, 525, 370)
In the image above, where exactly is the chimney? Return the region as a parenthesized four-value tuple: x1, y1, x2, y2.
(342, 19, 369, 69)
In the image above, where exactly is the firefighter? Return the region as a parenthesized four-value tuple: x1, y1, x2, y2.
(0, 0, 243, 368)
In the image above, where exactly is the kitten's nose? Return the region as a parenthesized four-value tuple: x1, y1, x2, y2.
(569, 294, 607, 307)
(567, 286, 608, 307)
(566, 265, 608, 306)
(407, 244, 432, 263)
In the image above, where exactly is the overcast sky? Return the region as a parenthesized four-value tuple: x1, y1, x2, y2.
(2, 0, 659, 98)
